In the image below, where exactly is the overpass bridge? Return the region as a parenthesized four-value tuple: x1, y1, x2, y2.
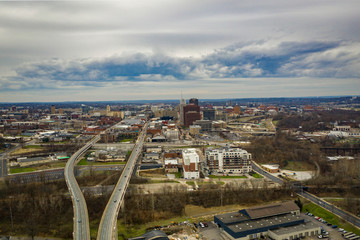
(97, 123, 148, 240)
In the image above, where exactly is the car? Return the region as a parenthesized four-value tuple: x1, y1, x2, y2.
(331, 225, 337, 228)
(193, 223, 198, 228)
(199, 222, 205, 228)
(338, 228, 344, 232)
(114, 199, 117, 203)
(327, 223, 332, 226)
(203, 222, 208, 227)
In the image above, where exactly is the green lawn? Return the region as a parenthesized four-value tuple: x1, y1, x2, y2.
(119, 138, 134, 142)
(24, 145, 43, 149)
(250, 172, 263, 178)
(174, 172, 182, 178)
(10, 167, 36, 174)
(283, 160, 315, 171)
(303, 202, 360, 235)
(78, 158, 126, 166)
(216, 181, 225, 185)
(147, 180, 180, 184)
(208, 175, 247, 179)
(186, 181, 195, 186)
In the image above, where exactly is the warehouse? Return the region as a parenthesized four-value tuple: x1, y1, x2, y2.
(214, 201, 319, 240)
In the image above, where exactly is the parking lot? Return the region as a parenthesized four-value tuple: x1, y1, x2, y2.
(195, 213, 354, 240)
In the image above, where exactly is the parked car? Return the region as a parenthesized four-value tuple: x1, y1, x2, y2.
(331, 225, 337, 228)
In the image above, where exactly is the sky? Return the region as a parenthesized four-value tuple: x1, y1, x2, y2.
(0, 0, 359, 102)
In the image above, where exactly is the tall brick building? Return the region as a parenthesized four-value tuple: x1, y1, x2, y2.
(183, 104, 201, 127)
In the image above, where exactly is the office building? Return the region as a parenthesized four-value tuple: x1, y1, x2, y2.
(193, 120, 212, 132)
(206, 148, 252, 174)
(179, 97, 186, 125)
(51, 105, 56, 114)
(183, 104, 201, 127)
(233, 104, 241, 114)
(182, 148, 200, 179)
(203, 109, 216, 120)
(189, 98, 199, 106)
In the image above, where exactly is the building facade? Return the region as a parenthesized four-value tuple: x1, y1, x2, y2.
(203, 109, 216, 120)
(182, 148, 200, 179)
(206, 148, 252, 174)
(183, 104, 201, 127)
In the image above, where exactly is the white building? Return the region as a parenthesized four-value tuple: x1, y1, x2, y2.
(182, 148, 200, 179)
(164, 128, 179, 141)
(206, 148, 252, 174)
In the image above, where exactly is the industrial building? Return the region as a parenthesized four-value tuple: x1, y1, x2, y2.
(214, 201, 320, 240)
(206, 148, 252, 174)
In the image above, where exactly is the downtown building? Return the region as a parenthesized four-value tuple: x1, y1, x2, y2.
(206, 148, 252, 174)
(182, 148, 200, 179)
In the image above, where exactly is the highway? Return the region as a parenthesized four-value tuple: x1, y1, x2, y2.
(251, 161, 360, 229)
(97, 123, 148, 240)
(64, 134, 100, 240)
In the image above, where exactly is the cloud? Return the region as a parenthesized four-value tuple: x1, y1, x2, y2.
(1, 40, 359, 93)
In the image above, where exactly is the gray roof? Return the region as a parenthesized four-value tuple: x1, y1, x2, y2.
(227, 213, 303, 233)
(245, 201, 299, 220)
(269, 221, 321, 236)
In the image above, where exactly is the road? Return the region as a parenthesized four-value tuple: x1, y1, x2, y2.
(251, 161, 360, 229)
(97, 123, 148, 240)
(0, 139, 36, 177)
(64, 134, 100, 240)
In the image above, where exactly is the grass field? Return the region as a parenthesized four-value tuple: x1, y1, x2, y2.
(283, 160, 315, 171)
(208, 175, 247, 179)
(250, 172, 263, 178)
(186, 181, 195, 186)
(77, 158, 126, 166)
(303, 202, 360, 235)
(147, 180, 180, 184)
(10, 167, 36, 174)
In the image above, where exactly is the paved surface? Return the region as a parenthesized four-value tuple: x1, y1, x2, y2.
(64, 134, 100, 240)
(252, 161, 360, 229)
(0, 158, 7, 177)
(97, 123, 148, 240)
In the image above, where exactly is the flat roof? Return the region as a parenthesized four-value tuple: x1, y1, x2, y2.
(245, 201, 299, 220)
(269, 221, 320, 235)
(227, 214, 303, 233)
(215, 211, 249, 224)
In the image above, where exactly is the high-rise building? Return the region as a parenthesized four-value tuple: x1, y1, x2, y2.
(189, 98, 198, 106)
(182, 148, 200, 179)
(206, 148, 252, 174)
(106, 105, 111, 112)
(183, 104, 201, 127)
(59, 108, 64, 114)
(203, 109, 216, 120)
(51, 105, 56, 114)
(179, 96, 186, 125)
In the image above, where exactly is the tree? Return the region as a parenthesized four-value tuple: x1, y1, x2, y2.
(294, 198, 303, 211)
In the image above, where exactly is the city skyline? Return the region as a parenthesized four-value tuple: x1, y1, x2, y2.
(1, 0, 360, 102)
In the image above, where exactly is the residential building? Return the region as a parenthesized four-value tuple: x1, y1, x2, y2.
(206, 148, 252, 174)
(182, 148, 200, 179)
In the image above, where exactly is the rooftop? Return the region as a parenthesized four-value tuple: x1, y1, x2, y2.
(269, 221, 320, 235)
(245, 201, 299, 220)
(227, 213, 303, 233)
